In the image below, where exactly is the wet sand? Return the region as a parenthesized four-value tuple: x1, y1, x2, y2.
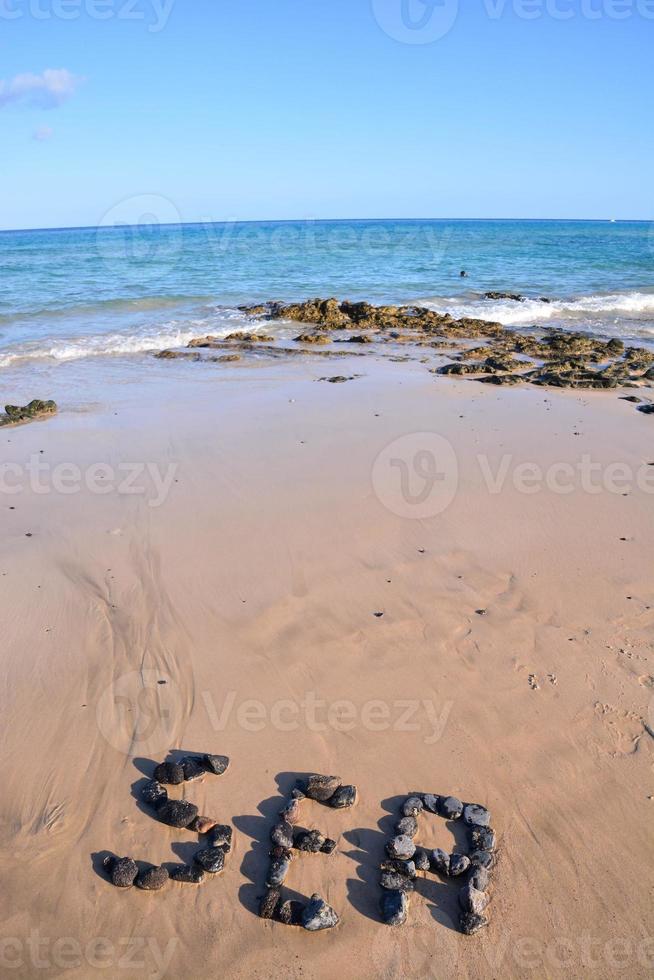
(0, 355, 653, 978)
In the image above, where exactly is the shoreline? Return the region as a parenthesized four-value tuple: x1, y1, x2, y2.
(1, 351, 653, 977)
(3, 295, 654, 429)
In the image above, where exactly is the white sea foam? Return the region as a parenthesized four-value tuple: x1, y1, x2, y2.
(0, 312, 251, 368)
(422, 290, 654, 336)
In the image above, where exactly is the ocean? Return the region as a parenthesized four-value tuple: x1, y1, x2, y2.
(1, 219, 653, 385)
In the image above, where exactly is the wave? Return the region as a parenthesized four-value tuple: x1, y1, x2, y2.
(2, 290, 653, 369)
(0, 313, 250, 368)
(422, 290, 654, 335)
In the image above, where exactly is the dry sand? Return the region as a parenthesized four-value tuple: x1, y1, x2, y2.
(0, 355, 653, 978)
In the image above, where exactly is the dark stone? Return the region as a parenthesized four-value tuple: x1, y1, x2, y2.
(153, 761, 184, 786)
(188, 816, 217, 834)
(381, 859, 417, 879)
(135, 866, 169, 891)
(304, 774, 342, 802)
(294, 829, 326, 853)
(381, 890, 409, 926)
(459, 882, 490, 915)
(105, 856, 138, 888)
(209, 824, 233, 850)
(449, 853, 471, 877)
(470, 849, 494, 870)
(429, 849, 450, 875)
(438, 362, 482, 376)
(202, 754, 230, 775)
(140, 780, 167, 809)
(158, 799, 199, 828)
(477, 372, 527, 386)
(266, 856, 291, 888)
(402, 796, 424, 817)
(326, 785, 357, 808)
(530, 367, 618, 390)
(463, 804, 491, 827)
(470, 867, 490, 891)
(154, 349, 201, 361)
(280, 798, 302, 825)
(484, 291, 525, 302)
(422, 794, 440, 813)
(471, 826, 496, 852)
(2, 399, 57, 426)
(395, 816, 418, 838)
(220, 331, 273, 343)
(295, 332, 331, 344)
(320, 838, 337, 855)
(194, 847, 226, 874)
(460, 912, 489, 936)
(413, 848, 431, 873)
(386, 835, 416, 860)
(259, 888, 281, 919)
(380, 870, 415, 892)
(440, 796, 463, 820)
(181, 757, 205, 781)
(302, 894, 340, 931)
(638, 404, 654, 415)
(276, 900, 305, 926)
(170, 864, 205, 884)
(271, 821, 294, 850)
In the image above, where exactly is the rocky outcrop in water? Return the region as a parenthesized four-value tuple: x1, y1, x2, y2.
(151, 298, 654, 414)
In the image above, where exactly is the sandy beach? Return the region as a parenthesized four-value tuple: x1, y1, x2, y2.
(1, 348, 652, 978)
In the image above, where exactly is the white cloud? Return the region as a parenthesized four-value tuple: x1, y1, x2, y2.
(0, 69, 83, 110)
(33, 125, 54, 142)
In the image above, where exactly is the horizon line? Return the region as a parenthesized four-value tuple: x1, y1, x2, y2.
(0, 216, 651, 235)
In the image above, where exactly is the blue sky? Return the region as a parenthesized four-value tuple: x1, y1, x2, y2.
(1, 0, 653, 228)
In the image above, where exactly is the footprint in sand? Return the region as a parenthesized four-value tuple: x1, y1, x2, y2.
(528, 674, 540, 691)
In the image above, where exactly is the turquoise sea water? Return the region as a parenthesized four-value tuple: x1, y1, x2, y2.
(1, 219, 653, 374)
